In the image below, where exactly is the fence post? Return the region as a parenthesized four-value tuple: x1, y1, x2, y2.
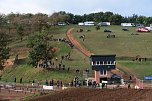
(142, 80, 143, 89)
(151, 80, 152, 89)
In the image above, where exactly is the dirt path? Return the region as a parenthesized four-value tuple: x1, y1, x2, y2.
(30, 88, 152, 101)
(66, 28, 138, 80)
(0, 89, 28, 101)
(0, 84, 42, 100)
(66, 28, 94, 57)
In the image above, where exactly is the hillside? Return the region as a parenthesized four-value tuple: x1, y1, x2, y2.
(73, 25, 152, 58)
(1, 25, 152, 82)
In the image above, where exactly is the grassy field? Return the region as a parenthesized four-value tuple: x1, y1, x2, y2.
(1, 25, 152, 82)
(1, 64, 75, 83)
(118, 60, 152, 79)
(73, 25, 152, 58)
(72, 25, 152, 79)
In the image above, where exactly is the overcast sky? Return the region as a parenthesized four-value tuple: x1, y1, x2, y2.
(0, 0, 152, 16)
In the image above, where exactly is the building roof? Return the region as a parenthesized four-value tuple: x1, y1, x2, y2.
(90, 54, 116, 58)
(90, 55, 116, 71)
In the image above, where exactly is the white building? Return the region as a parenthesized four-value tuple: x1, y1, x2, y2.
(145, 24, 152, 31)
(136, 24, 144, 27)
(78, 22, 84, 26)
(98, 22, 110, 26)
(121, 23, 135, 27)
(84, 21, 95, 26)
(58, 22, 66, 26)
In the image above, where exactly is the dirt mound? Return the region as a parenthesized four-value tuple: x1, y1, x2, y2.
(4, 59, 14, 66)
(29, 88, 152, 101)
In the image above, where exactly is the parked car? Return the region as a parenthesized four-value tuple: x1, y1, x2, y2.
(122, 28, 129, 31)
(104, 29, 112, 33)
(136, 27, 150, 32)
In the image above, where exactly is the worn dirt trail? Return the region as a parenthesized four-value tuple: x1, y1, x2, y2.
(66, 28, 94, 57)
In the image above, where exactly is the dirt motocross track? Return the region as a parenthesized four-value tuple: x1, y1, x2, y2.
(30, 88, 152, 101)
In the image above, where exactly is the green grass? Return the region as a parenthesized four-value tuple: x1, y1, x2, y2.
(71, 25, 152, 79)
(53, 42, 71, 57)
(73, 25, 152, 58)
(1, 64, 75, 83)
(118, 60, 152, 79)
(1, 46, 89, 83)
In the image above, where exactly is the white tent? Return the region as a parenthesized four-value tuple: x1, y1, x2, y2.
(121, 23, 135, 27)
(84, 21, 95, 26)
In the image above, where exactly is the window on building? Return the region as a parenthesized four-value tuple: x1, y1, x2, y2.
(114, 61, 116, 65)
(95, 61, 97, 65)
(108, 61, 111, 65)
(97, 61, 100, 65)
(92, 61, 95, 65)
(100, 70, 107, 75)
(104, 70, 107, 75)
(111, 61, 113, 65)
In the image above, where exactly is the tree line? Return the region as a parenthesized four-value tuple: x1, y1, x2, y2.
(49, 11, 152, 25)
(1, 11, 152, 28)
(1, 11, 152, 43)
(0, 11, 152, 38)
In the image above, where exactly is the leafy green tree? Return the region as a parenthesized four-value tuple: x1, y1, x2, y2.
(49, 11, 73, 25)
(93, 12, 104, 22)
(103, 12, 113, 21)
(0, 14, 6, 27)
(137, 16, 147, 24)
(145, 17, 152, 25)
(27, 32, 54, 67)
(129, 14, 138, 23)
(16, 25, 24, 41)
(73, 15, 83, 24)
(41, 24, 51, 35)
(30, 13, 48, 33)
(110, 14, 123, 25)
(0, 32, 10, 70)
